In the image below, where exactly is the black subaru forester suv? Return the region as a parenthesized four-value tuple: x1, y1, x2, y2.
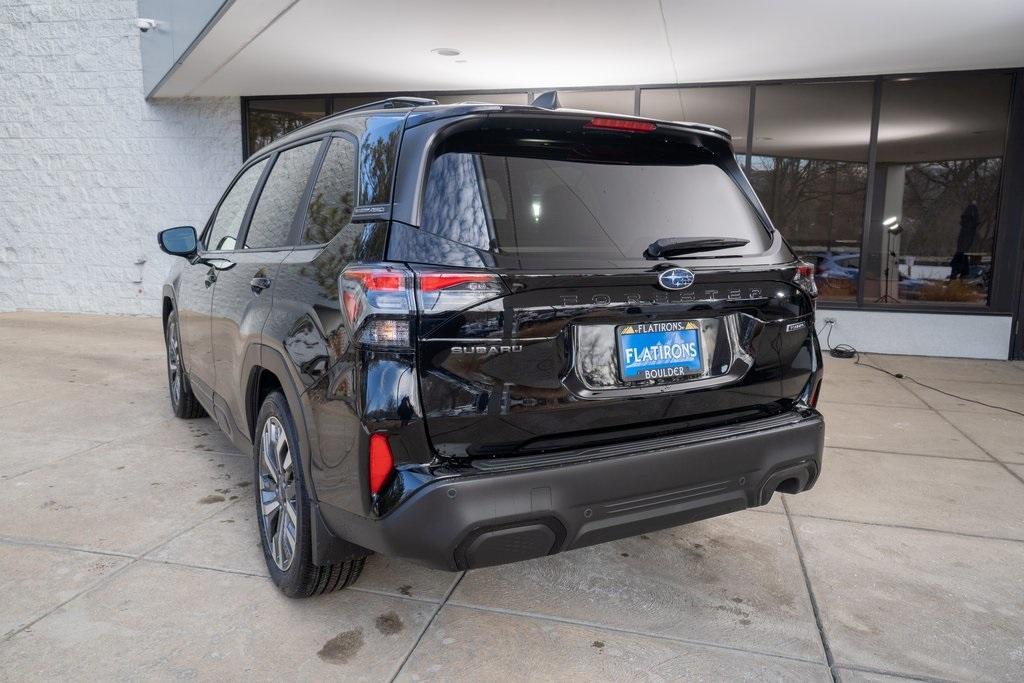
(159, 96, 824, 597)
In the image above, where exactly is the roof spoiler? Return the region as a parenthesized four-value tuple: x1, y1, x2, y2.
(530, 90, 560, 110)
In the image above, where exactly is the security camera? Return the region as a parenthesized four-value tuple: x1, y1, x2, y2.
(136, 18, 157, 32)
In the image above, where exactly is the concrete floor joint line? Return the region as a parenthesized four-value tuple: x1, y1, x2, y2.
(782, 496, 839, 683)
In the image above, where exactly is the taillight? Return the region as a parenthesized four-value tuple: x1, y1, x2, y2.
(339, 264, 506, 348)
(794, 261, 818, 299)
(584, 117, 657, 133)
(339, 264, 414, 348)
(415, 269, 506, 313)
(368, 433, 394, 495)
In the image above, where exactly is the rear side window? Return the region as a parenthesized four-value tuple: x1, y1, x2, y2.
(302, 137, 357, 245)
(206, 158, 267, 251)
(421, 124, 770, 266)
(357, 115, 402, 205)
(245, 141, 321, 249)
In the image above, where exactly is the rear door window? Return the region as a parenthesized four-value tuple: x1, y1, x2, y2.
(244, 141, 321, 249)
(205, 158, 268, 251)
(302, 136, 357, 245)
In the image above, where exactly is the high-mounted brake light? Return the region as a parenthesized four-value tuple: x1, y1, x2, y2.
(368, 433, 394, 495)
(585, 117, 657, 133)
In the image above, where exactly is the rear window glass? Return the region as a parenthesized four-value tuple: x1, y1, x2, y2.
(421, 143, 769, 264)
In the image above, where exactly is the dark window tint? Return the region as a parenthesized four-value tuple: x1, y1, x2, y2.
(247, 98, 327, 153)
(748, 81, 874, 303)
(422, 152, 769, 266)
(358, 115, 403, 205)
(245, 142, 321, 249)
(869, 74, 1011, 306)
(303, 137, 357, 245)
(206, 158, 268, 251)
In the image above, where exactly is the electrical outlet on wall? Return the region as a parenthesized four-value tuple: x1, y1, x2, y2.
(823, 317, 838, 325)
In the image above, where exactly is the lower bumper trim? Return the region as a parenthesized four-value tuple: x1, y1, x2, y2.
(320, 410, 824, 570)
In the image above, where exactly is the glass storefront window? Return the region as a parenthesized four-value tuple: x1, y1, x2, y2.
(748, 81, 874, 302)
(868, 74, 1012, 306)
(240, 73, 1016, 312)
(557, 89, 635, 115)
(330, 95, 383, 114)
(246, 98, 327, 155)
(640, 86, 750, 146)
(434, 92, 529, 105)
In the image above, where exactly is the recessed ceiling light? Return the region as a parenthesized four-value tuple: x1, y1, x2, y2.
(431, 47, 461, 57)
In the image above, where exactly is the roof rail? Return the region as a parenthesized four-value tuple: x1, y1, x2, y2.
(334, 96, 439, 116)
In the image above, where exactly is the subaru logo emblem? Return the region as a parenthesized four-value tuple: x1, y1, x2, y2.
(658, 268, 695, 291)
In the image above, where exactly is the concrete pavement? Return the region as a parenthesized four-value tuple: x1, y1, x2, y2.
(1, 311, 1023, 681)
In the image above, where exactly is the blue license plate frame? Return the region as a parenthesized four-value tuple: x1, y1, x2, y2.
(617, 321, 703, 383)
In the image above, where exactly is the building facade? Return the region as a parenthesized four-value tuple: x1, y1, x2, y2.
(1, 1, 1022, 359)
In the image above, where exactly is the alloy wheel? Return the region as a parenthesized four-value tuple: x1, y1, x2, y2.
(166, 318, 182, 405)
(258, 416, 298, 571)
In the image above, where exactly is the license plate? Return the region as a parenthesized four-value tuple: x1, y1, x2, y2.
(617, 321, 703, 382)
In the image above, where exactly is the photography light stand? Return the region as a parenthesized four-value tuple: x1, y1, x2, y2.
(874, 217, 903, 304)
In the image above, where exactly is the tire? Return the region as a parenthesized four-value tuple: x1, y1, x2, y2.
(164, 309, 205, 419)
(254, 390, 365, 597)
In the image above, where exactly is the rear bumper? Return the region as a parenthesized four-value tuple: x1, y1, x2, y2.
(320, 410, 824, 570)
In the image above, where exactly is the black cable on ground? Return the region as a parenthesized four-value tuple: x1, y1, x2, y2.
(816, 320, 1024, 418)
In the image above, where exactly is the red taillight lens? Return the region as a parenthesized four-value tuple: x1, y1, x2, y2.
(418, 273, 496, 292)
(414, 269, 506, 313)
(339, 265, 414, 348)
(585, 117, 657, 133)
(344, 271, 405, 292)
(794, 261, 818, 299)
(368, 433, 394, 495)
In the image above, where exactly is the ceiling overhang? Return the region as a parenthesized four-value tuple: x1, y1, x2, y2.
(144, 0, 1024, 99)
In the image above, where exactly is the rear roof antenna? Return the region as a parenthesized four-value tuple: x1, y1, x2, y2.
(530, 90, 561, 110)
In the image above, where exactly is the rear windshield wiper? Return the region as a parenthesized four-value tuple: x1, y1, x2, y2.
(644, 237, 750, 259)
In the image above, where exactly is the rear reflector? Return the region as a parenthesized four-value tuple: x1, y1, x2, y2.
(368, 433, 394, 495)
(585, 117, 657, 133)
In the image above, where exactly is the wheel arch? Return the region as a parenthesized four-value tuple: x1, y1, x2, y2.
(161, 285, 177, 328)
(244, 344, 367, 565)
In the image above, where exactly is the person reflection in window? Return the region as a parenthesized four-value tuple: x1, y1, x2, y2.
(949, 199, 978, 280)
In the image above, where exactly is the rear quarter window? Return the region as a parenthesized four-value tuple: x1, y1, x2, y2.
(352, 114, 403, 206)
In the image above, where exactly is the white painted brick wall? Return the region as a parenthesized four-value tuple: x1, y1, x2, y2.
(0, 0, 241, 315)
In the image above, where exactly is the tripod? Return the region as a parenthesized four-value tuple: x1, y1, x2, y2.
(873, 248, 901, 303)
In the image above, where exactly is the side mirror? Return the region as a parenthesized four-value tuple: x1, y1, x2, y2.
(158, 226, 198, 258)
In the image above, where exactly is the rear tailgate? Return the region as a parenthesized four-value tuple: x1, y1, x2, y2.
(413, 264, 810, 458)
(390, 111, 815, 459)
